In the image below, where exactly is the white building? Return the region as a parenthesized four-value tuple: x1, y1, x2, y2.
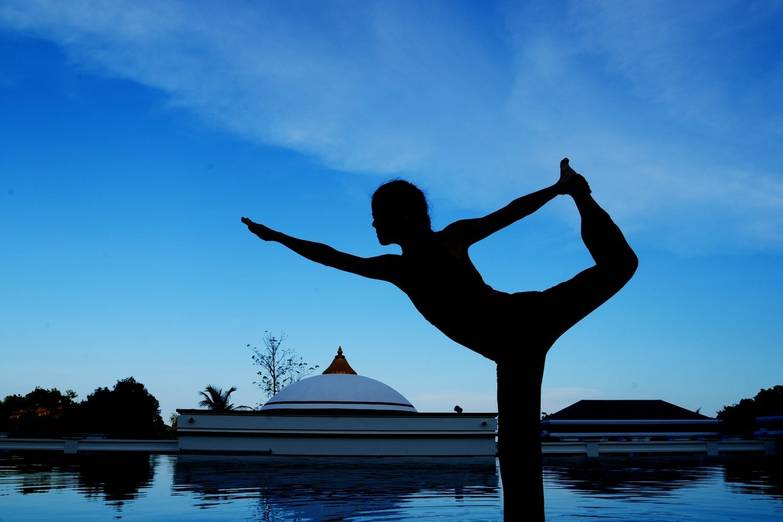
(177, 347, 497, 464)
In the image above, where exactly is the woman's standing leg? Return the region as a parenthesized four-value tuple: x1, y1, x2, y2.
(497, 356, 547, 521)
(497, 161, 637, 521)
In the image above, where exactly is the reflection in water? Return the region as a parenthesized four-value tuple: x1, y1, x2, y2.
(546, 460, 715, 498)
(76, 454, 155, 503)
(723, 460, 783, 500)
(544, 458, 783, 522)
(0, 453, 154, 504)
(0, 453, 155, 520)
(1, 454, 782, 521)
(545, 458, 783, 502)
(173, 457, 500, 521)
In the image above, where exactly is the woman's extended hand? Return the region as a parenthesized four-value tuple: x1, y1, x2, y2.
(241, 217, 277, 241)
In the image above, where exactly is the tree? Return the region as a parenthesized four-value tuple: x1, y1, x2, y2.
(248, 331, 318, 400)
(198, 385, 238, 411)
(1, 379, 173, 438)
(0, 387, 79, 437)
(717, 385, 783, 437)
(82, 377, 166, 438)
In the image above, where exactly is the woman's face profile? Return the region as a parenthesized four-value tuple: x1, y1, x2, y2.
(372, 206, 401, 245)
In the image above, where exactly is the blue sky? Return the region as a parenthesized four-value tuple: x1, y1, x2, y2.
(1, 0, 781, 419)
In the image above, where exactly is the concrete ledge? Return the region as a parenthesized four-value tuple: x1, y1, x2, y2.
(0, 438, 178, 454)
(541, 439, 774, 457)
(0, 437, 776, 458)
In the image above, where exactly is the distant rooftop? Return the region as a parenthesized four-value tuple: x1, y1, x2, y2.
(546, 400, 711, 421)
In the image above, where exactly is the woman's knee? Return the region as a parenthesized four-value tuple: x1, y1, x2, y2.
(616, 249, 639, 282)
(598, 247, 638, 284)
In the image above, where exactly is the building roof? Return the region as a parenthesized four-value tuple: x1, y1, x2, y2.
(260, 347, 416, 413)
(546, 400, 711, 421)
(260, 374, 417, 413)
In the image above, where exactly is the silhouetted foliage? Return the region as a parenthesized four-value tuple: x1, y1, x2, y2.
(248, 331, 318, 400)
(82, 377, 167, 438)
(717, 385, 783, 437)
(0, 387, 79, 437)
(2, 379, 171, 439)
(198, 385, 237, 411)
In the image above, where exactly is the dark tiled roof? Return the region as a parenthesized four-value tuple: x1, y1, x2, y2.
(546, 400, 711, 420)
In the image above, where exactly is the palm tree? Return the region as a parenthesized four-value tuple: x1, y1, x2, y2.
(198, 385, 237, 411)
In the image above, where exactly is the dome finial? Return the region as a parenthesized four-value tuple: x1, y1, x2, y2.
(322, 346, 357, 375)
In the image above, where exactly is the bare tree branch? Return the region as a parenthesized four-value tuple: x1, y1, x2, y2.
(247, 331, 319, 404)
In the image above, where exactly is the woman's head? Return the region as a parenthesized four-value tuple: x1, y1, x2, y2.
(371, 180, 431, 245)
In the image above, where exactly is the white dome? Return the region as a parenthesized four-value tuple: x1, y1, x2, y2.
(261, 374, 417, 413)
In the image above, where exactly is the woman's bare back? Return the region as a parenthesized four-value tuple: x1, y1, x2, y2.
(389, 229, 516, 357)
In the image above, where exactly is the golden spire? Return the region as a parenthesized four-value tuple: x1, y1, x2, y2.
(322, 346, 357, 375)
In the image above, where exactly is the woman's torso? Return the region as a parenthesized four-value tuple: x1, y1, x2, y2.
(392, 231, 516, 356)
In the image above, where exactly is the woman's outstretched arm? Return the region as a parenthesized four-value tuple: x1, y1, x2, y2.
(446, 185, 559, 246)
(241, 217, 398, 281)
(444, 159, 576, 246)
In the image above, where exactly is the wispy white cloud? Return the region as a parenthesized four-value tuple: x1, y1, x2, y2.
(1, 0, 781, 251)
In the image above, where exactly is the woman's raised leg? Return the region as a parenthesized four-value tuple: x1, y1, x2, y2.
(542, 159, 638, 340)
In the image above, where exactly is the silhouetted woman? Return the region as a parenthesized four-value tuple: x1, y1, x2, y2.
(242, 158, 638, 521)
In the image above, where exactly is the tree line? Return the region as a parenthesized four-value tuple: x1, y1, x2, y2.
(0, 377, 169, 439)
(716, 385, 783, 437)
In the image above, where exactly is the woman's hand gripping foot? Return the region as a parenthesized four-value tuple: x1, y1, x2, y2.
(556, 158, 591, 196)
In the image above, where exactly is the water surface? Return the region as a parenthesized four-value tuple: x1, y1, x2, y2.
(0, 454, 781, 521)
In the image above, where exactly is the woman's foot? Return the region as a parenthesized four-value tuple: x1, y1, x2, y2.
(557, 158, 591, 196)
